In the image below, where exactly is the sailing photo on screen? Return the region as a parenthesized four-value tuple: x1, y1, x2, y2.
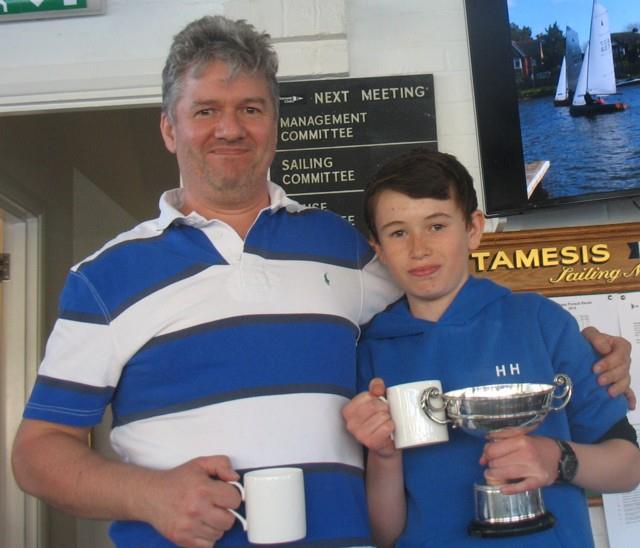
(507, 0, 640, 204)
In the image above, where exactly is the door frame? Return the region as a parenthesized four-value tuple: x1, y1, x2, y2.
(0, 192, 43, 548)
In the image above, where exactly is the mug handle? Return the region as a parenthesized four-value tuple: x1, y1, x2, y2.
(420, 387, 449, 425)
(227, 481, 248, 531)
(376, 396, 395, 441)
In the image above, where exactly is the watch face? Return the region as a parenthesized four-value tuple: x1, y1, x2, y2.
(561, 456, 578, 480)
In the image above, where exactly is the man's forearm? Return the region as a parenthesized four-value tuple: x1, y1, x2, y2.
(12, 421, 155, 522)
(13, 419, 244, 546)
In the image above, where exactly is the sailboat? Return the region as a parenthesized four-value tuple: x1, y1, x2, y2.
(570, 1, 628, 116)
(554, 27, 582, 106)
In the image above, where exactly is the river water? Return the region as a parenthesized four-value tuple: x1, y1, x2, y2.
(518, 83, 640, 199)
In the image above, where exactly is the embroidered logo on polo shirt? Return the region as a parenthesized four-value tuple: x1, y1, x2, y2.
(324, 273, 331, 286)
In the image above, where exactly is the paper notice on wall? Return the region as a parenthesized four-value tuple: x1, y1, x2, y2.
(615, 292, 640, 424)
(552, 292, 639, 423)
(603, 295, 640, 548)
(603, 426, 640, 548)
(603, 481, 640, 547)
(551, 294, 621, 336)
(554, 293, 640, 548)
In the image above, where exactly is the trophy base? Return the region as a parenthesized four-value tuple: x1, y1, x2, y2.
(468, 512, 555, 538)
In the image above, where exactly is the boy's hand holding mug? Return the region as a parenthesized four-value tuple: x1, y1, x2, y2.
(342, 378, 398, 458)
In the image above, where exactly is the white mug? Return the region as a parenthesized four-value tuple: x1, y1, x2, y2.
(229, 467, 306, 544)
(385, 380, 449, 449)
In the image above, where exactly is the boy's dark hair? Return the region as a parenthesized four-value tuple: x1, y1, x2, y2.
(364, 148, 479, 242)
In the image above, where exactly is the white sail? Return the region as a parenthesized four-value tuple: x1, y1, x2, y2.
(565, 26, 582, 92)
(554, 57, 568, 101)
(555, 27, 582, 103)
(571, 1, 617, 106)
(587, 2, 616, 95)
(572, 43, 589, 106)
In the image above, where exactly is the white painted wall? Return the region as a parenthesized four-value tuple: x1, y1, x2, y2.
(0, 0, 348, 112)
(0, 0, 225, 110)
(345, 0, 481, 208)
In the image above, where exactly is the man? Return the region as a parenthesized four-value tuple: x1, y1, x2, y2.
(11, 15, 634, 548)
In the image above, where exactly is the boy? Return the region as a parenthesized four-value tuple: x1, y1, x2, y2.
(343, 148, 640, 547)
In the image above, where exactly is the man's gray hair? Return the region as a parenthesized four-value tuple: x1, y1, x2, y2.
(162, 15, 279, 122)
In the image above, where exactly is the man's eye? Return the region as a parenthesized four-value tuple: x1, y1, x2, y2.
(245, 106, 261, 114)
(196, 108, 213, 117)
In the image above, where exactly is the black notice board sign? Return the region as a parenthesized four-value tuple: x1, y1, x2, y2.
(272, 74, 437, 233)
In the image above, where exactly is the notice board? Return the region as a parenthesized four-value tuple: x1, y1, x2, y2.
(273, 74, 437, 232)
(469, 222, 640, 547)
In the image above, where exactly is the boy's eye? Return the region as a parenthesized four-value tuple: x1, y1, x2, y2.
(389, 229, 406, 238)
(430, 223, 445, 232)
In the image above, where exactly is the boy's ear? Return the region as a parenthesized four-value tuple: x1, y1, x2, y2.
(369, 237, 385, 264)
(467, 210, 485, 251)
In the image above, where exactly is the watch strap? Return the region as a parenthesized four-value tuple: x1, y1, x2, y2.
(555, 439, 578, 483)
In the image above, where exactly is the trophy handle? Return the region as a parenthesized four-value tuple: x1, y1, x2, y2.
(550, 374, 573, 411)
(420, 387, 449, 424)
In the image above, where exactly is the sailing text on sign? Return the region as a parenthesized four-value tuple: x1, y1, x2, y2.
(281, 156, 354, 185)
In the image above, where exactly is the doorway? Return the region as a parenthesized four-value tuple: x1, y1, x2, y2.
(0, 105, 178, 547)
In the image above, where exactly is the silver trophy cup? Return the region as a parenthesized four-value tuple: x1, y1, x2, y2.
(422, 374, 572, 538)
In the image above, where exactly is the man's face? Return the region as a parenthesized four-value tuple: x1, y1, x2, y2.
(160, 60, 278, 207)
(371, 189, 484, 321)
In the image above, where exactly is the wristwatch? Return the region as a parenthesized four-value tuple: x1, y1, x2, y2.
(555, 439, 578, 483)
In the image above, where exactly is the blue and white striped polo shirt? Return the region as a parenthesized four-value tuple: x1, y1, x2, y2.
(24, 182, 400, 547)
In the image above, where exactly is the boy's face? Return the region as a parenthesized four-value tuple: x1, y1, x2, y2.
(371, 189, 484, 322)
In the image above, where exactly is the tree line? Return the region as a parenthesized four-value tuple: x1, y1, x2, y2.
(511, 21, 640, 81)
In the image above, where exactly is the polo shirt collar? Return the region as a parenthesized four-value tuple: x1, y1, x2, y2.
(156, 181, 304, 230)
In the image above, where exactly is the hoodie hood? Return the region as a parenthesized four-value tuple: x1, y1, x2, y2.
(364, 277, 510, 340)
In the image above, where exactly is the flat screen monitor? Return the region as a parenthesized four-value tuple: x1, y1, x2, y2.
(465, 0, 640, 217)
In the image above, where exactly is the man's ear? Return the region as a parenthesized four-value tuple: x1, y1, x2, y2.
(160, 113, 177, 154)
(467, 210, 485, 251)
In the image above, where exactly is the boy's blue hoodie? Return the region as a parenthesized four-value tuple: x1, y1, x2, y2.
(357, 276, 628, 547)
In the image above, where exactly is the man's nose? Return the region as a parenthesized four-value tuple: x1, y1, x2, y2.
(215, 111, 245, 140)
